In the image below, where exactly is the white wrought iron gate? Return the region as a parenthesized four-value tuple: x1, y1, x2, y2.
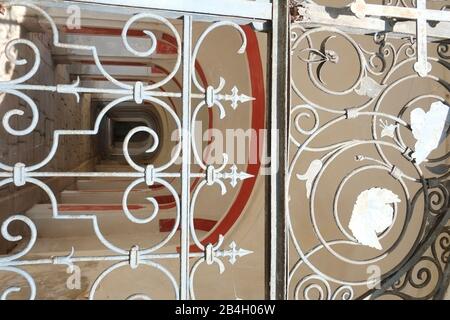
(0, 0, 449, 300)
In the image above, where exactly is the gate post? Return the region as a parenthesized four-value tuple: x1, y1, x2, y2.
(268, 0, 289, 300)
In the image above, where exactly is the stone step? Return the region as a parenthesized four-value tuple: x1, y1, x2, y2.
(26, 204, 177, 238)
(76, 179, 146, 191)
(11, 230, 197, 257)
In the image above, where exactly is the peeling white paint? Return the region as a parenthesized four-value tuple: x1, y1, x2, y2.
(349, 188, 401, 250)
(297, 159, 323, 198)
(410, 101, 450, 165)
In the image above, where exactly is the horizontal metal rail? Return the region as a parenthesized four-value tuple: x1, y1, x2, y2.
(57, 0, 273, 22)
(295, 2, 450, 41)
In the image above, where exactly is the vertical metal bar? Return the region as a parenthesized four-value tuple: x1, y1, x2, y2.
(180, 15, 192, 300)
(413, 0, 431, 77)
(269, 0, 289, 300)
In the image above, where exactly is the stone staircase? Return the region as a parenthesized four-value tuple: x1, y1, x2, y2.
(21, 160, 209, 255)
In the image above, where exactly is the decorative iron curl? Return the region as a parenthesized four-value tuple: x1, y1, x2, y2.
(293, 275, 354, 300)
(384, 0, 417, 8)
(191, 21, 247, 94)
(0, 215, 37, 263)
(122, 126, 159, 173)
(121, 12, 181, 91)
(289, 5, 450, 301)
(0, 267, 36, 300)
(89, 260, 179, 300)
(1, 39, 41, 136)
(0, 215, 38, 300)
(437, 42, 450, 60)
(368, 220, 449, 300)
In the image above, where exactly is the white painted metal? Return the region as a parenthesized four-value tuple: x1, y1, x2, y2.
(180, 15, 193, 300)
(0, 0, 257, 300)
(297, 2, 450, 41)
(350, 0, 450, 77)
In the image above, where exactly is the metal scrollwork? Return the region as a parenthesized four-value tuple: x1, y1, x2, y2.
(289, 14, 450, 300)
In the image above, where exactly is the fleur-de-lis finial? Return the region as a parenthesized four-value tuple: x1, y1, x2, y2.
(226, 86, 255, 110)
(51, 247, 75, 272)
(225, 165, 253, 188)
(56, 77, 81, 103)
